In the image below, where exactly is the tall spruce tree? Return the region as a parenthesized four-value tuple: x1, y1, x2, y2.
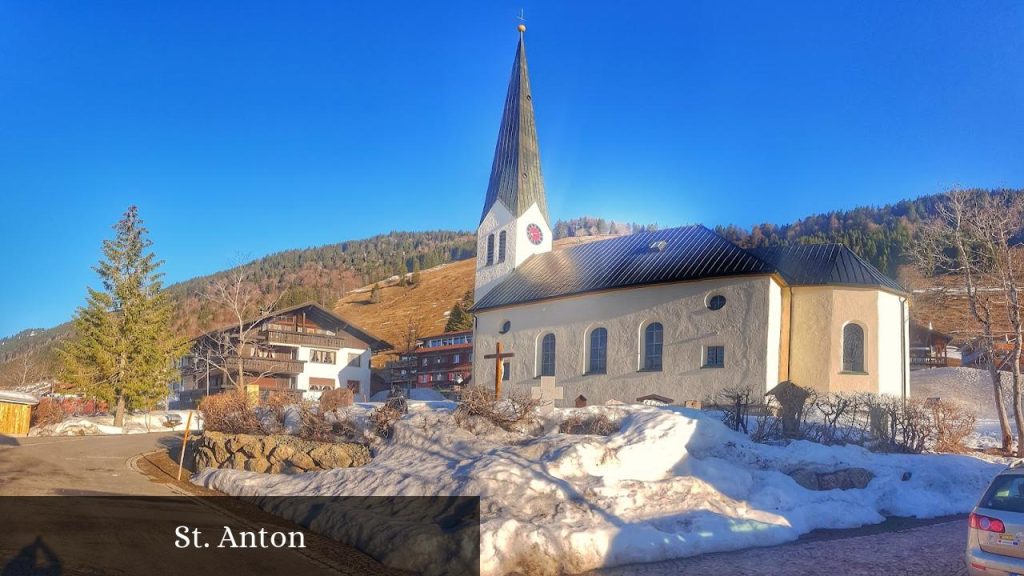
(60, 207, 185, 426)
(445, 290, 474, 332)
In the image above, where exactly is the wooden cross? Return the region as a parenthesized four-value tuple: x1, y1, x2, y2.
(483, 342, 515, 399)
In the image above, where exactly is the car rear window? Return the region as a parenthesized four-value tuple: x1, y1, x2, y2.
(981, 475, 1024, 513)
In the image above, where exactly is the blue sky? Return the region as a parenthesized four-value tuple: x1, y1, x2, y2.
(1, 1, 1022, 337)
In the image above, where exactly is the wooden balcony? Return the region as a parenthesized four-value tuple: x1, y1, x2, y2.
(239, 356, 306, 375)
(260, 329, 346, 349)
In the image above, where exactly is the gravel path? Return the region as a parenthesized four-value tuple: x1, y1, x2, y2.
(588, 518, 968, 576)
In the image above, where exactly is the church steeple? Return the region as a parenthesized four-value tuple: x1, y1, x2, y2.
(474, 26, 553, 303)
(479, 28, 549, 224)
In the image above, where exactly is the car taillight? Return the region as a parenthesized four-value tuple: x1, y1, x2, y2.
(970, 512, 1006, 533)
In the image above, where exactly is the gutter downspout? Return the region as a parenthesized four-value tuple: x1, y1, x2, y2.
(900, 295, 908, 410)
(787, 286, 794, 381)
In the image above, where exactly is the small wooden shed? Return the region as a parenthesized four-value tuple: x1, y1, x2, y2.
(0, 390, 40, 435)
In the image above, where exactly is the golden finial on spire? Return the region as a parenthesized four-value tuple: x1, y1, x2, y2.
(518, 24, 526, 33)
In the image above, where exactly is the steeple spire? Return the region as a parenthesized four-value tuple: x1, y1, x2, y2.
(479, 27, 549, 224)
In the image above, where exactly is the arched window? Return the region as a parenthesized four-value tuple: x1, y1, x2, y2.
(843, 323, 865, 373)
(498, 231, 507, 263)
(643, 322, 663, 371)
(588, 327, 608, 374)
(485, 234, 495, 266)
(540, 333, 556, 377)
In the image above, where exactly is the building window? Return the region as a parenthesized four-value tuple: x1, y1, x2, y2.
(502, 360, 511, 381)
(643, 323, 663, 371)
(310, 349, 336, 364)
(588, 327, 608, 374)
(486, 234, 495, 266)
(498, 231, 507, 263)
(422, 358, 429, 366)
(540, 333, 556, 377)
(453, 353, 460, 364)
(843, 323, 866, 373)
(707, 294, 727, 311)
(348, 353, 361, 367)
(704, 345, 725, 368)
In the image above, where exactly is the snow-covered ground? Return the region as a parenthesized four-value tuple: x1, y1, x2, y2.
(29, 410, 201, 436)
(193, 403, 1006, 575)
(911, 366, 1017, 449)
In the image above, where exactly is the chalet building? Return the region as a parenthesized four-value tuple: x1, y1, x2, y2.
(379, 330, 474, 395)
(177, 302, 390, 405)
(412, 330, 473, 390)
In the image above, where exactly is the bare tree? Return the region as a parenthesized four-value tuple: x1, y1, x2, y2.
(915, 190, 1021, 453)
(189, 269, 283, 392)
(3, 351, 46, 391)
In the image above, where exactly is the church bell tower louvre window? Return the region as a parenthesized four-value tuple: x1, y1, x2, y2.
(498, 231, 507, 263)
(486, 234, 495, 266)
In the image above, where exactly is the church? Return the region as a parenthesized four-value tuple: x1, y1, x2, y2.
(470, 28, 910, 407)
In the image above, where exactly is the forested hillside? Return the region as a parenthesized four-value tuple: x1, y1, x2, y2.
(4, 188, 1022, 386)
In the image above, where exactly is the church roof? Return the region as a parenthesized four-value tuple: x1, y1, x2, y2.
(479, 34, 549, 224)
(748, 244, 906, 294)
(472, 226, 774, 311)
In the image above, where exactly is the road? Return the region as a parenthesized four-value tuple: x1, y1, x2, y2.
(588, 517, 969, 576)
(0, 431, 180, 495)
(0, 433, 402, 575)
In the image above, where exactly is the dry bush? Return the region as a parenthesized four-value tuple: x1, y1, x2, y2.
(559, 413, 619, 435)
(710, 386, 756, 433)
(454, 386, 540, 432)
(319, 387, 353, 413)
(297, 401, 333, 442)
(198, 391, 265, 434)
(31, 398, 65, 427)
(931, 400, 977, 453)
(369, 404, 402, 439)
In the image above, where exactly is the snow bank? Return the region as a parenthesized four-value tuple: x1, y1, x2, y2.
(194, 405, 1004, 575)
(912, 366, 1018, 448)
(29, 410, 202, 436)
(368, 388, 448, 402)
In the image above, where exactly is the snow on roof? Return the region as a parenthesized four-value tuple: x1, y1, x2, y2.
(0, 390, 39, 405)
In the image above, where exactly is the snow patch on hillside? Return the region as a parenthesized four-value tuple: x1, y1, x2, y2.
(194, 404, 1004, 575)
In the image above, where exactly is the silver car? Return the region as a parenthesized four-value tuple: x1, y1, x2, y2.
(967, 465, 1024, 575)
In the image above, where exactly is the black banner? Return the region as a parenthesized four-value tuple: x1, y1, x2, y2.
(0, 496, 480, 576)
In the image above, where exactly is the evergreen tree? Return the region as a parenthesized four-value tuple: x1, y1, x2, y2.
(444, 290, 474, 332)
(59, 207, 185, 426)
(411, 259, 422, 285)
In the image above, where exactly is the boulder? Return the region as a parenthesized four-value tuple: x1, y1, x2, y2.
(194, 447, 216, 471)
(309, 444, 368, 469)
(244, 458, 271, 473)
(288, 451, 317, 471)
(268, 444, 296, 464)
(226, 434, 259, 455)
(789, 467, 875, 491)
(229, 452, 247, 471)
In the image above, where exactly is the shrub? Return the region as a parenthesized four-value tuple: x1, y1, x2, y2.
(559, 413, 619, 436)
(198, 391, 265, 434)
(931, 399, 977, 454)
(454, 386, 540, 432)
(31, 398, 65, 427)
(297, 401, 333, 442)
(369, 404, 402, 439)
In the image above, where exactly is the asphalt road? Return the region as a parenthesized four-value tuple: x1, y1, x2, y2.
(0, 431, 180, 495)
(0, 433, 403, 576)
(588, 517, 970, 576)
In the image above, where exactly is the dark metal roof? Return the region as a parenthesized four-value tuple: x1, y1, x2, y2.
(479, 34, 549, 224)
(472, 226, 775, 311)
(748, 244, 906, 294)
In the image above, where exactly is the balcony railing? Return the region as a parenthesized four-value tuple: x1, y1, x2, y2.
(260, 329, 346, 349)
(238, 356, 306, 375)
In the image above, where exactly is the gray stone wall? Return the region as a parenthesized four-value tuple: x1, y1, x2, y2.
(193, 431, 370, 474)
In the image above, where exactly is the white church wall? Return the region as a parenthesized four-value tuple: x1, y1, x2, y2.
(876, 291, 909, 398)
(473, 275, 776, 407)
(765, 278, 784, 388)
(513, 203, 552, 267)
(475, 202, 515, 302)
